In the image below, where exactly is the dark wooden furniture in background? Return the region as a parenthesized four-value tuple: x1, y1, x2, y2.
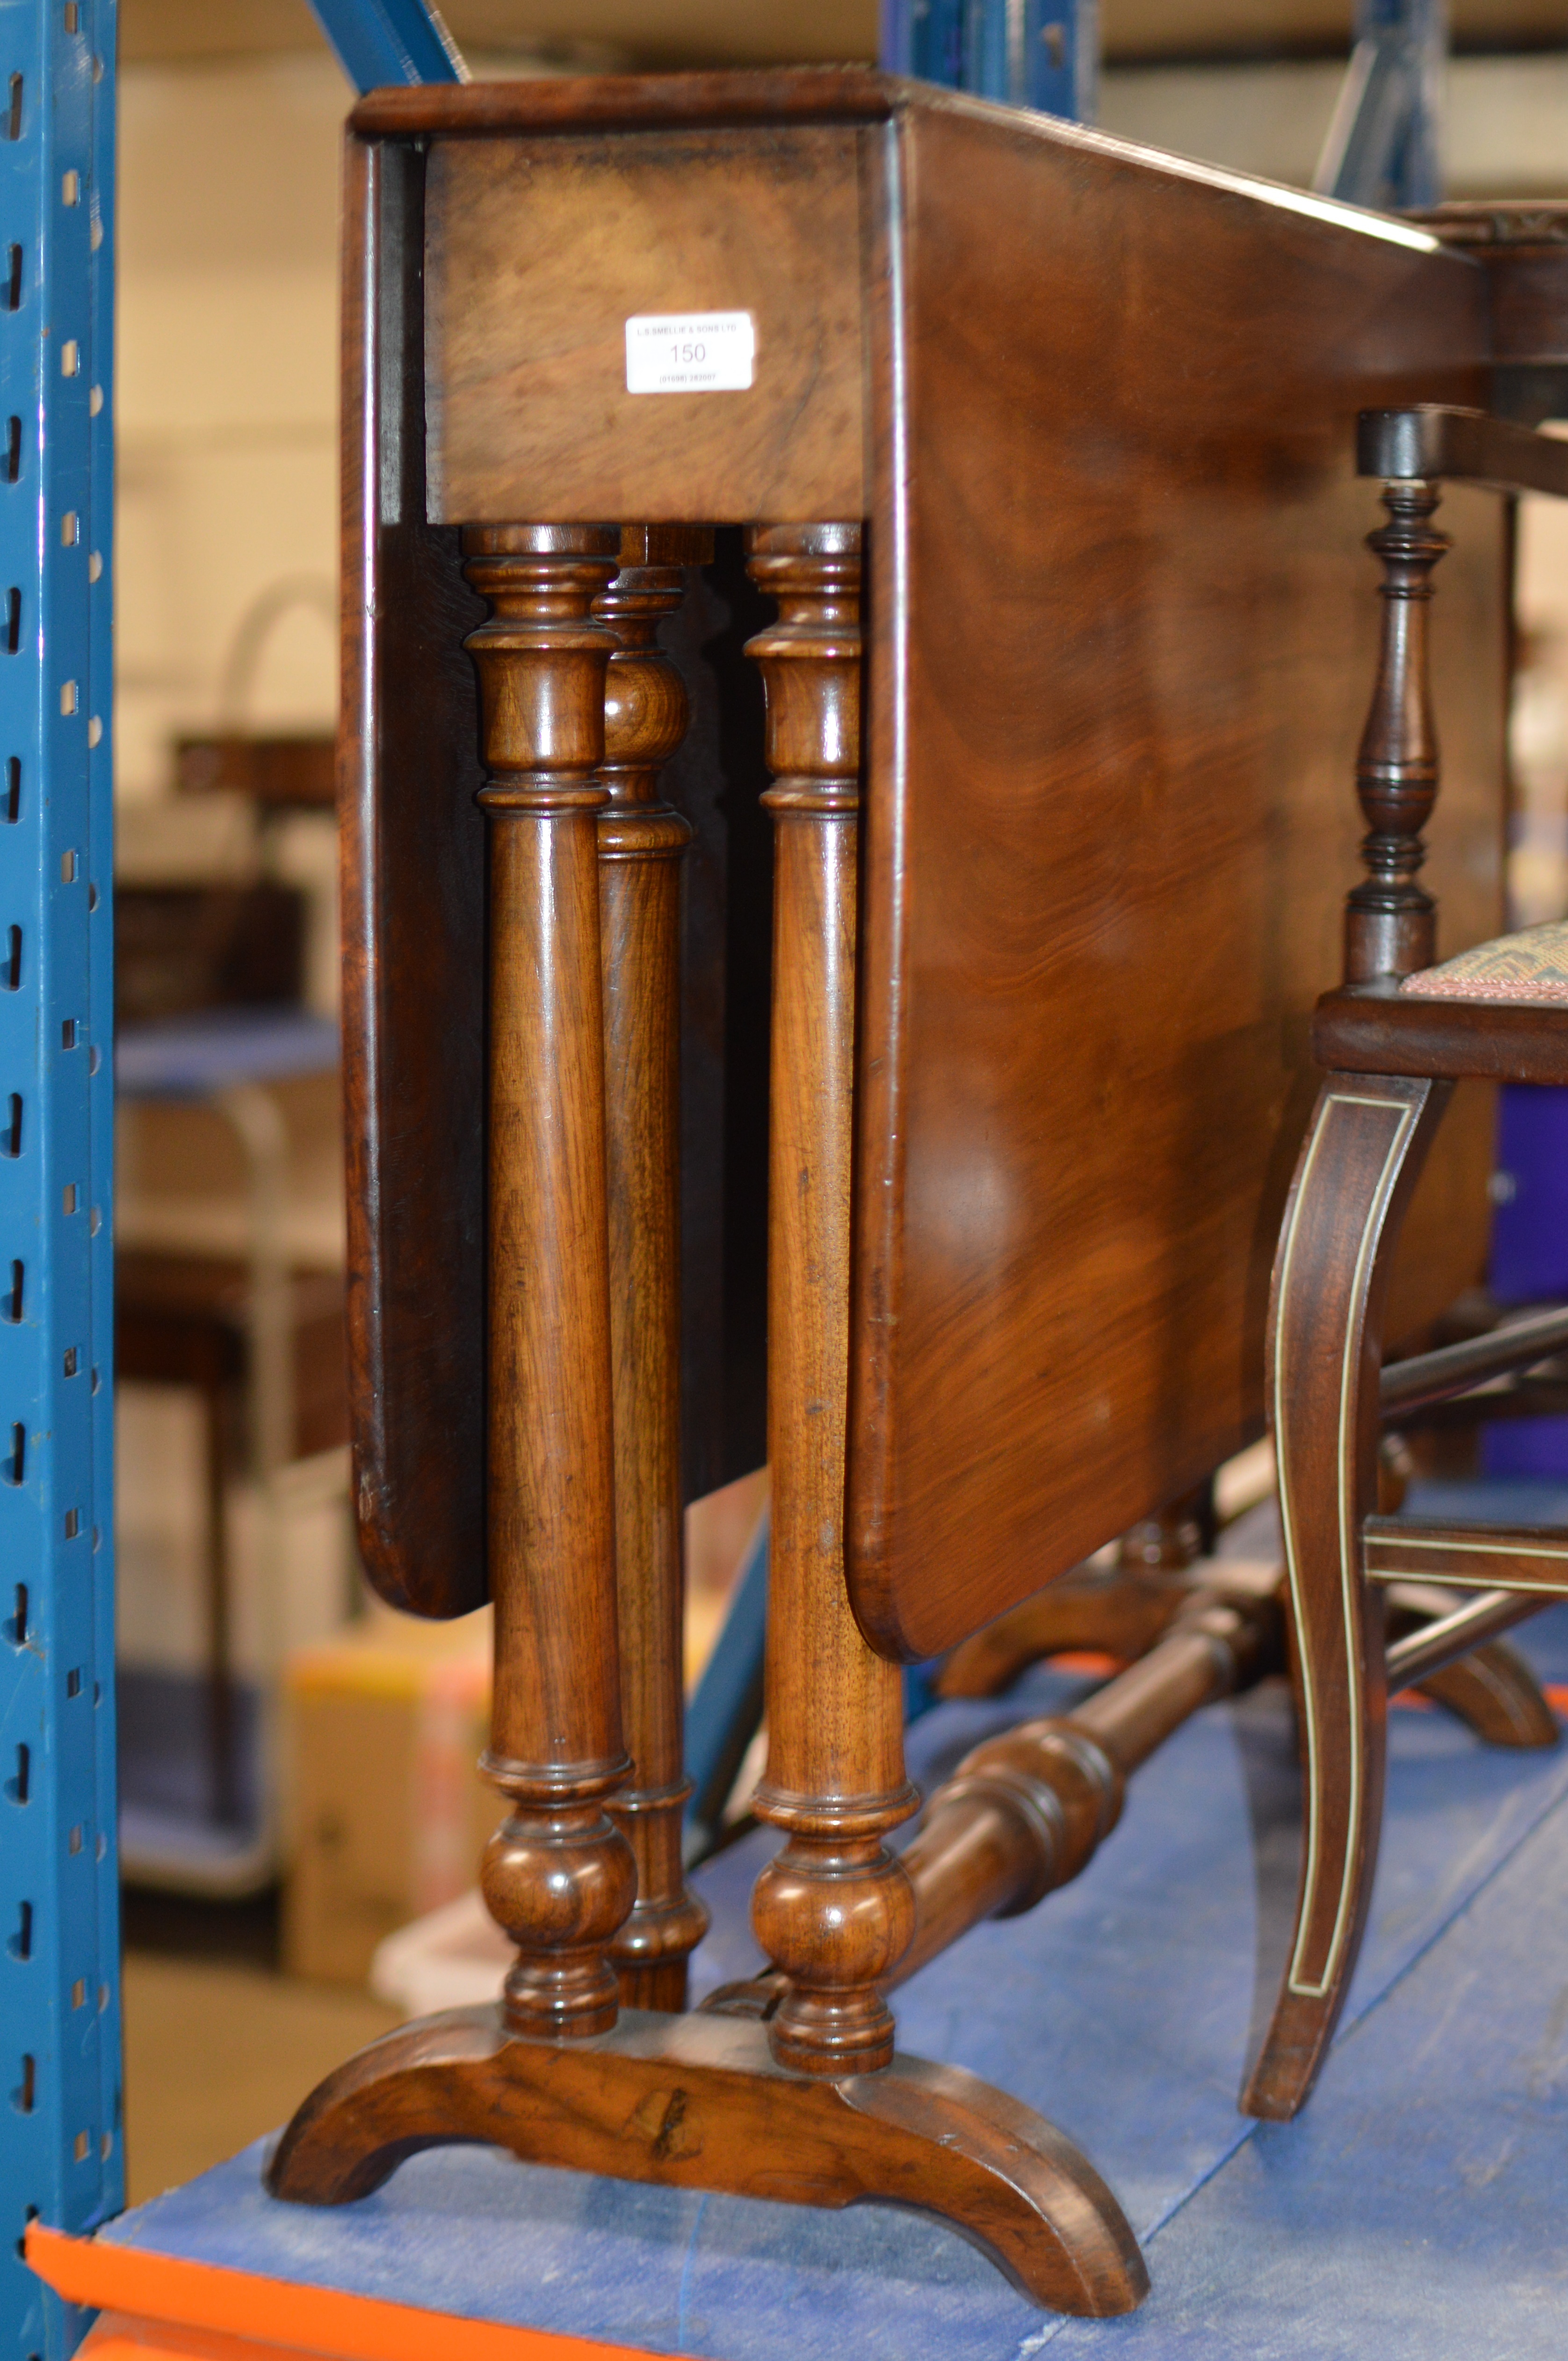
(1244, 406, 1568, 2123)
(114, 882, 305, 1026)
(267, 70, 1540, 2312)
(174, 735, 337, 810)
(114, 879, 328, 1828)
(1413, 202, 1568, 430)
(115, 1252, 347, 1825)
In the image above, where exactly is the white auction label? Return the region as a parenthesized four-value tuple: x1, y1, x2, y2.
(625, 311, 755, 395)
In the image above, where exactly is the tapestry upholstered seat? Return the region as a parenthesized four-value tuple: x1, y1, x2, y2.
(1402, 918, 1568, 1003)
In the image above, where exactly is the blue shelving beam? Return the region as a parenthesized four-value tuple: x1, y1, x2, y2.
(880, 0, 1097, 122)
(304, 0, 464, 93)
(1, 3, 121, 2357)
(1314, 0, 1447, 211)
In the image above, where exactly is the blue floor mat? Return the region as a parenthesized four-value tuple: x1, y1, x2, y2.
(100, 1595, 1568, 2358)
(1046, 1753, 1568, 2358)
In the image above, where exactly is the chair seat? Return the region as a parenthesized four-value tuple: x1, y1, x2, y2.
(1312, 922, 1568, 1083)
(1400, 918, 1568, 1004)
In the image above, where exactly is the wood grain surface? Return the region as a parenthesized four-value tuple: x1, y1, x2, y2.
(740, 526, 918, 2079)
(265, 2004, 1147, 2316)
(341, 129, 773, 1615)
(426, 128, 866, 525)
(847, 94, 1504, 1660)
(595, 532, 712, 2011)
(351, 68, 893, 144)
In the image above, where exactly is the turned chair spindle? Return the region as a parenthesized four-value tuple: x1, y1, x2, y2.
(1344, 480, 1451, 985)
(462, 522, 636, 2042)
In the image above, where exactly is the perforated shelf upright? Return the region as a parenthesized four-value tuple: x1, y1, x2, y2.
(0, 4, 119, 2357)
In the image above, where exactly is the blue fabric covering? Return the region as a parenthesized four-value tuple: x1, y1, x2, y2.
(1490, 1083, 1568, 1305)
(1483, 1081, 1568, 1475)
(115, 1008, 339, 1098)
(101, 1601, 1568, 2356)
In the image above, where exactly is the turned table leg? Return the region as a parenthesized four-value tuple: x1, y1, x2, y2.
(266, 519, 1146, 2319)
(595, 526, 713, 2010)
(744, 523, 919, 2076)
(463, 522, 636, 2040)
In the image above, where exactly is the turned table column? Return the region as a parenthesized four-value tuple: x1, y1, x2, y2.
(462, 522, 636, 2040)
(594, 525, 712, 2010)
(745, 522, 918, 2076)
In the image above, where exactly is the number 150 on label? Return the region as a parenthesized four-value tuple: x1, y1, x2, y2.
(625, 311, 756, 395)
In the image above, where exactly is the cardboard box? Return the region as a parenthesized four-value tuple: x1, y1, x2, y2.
(283, 1473, 767, 1986)
(282, 1606, 494, 1985)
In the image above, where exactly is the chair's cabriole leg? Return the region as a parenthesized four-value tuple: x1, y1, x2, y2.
(1247, 462, 1460, 2119)
(743, 522, 920, 2078)
(1345, 479, 1450, 984)
(594, 526, 713, 2011)
(1241, 1069, 1449, 2119)
(462, 522, 637, 2042)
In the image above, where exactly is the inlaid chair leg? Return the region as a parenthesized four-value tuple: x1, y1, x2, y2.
(1244, 463, 1462, 2120)
(1240, 1071, 1449, 2121)
(595, 526, 714, 2010)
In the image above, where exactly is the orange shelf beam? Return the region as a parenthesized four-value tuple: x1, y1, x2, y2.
(27, 2222, 693, 2361)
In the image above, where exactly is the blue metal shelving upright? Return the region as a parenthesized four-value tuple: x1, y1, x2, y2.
(1315, 0, 1447, 210)
(0, 4, 120, 2356)
(304, 0, 463, 93)
(880, 0, 1097, 122)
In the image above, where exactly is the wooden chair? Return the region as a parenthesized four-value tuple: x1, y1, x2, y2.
(1243, 404, 1568, 2123)
(263, 70, 1540, 2313)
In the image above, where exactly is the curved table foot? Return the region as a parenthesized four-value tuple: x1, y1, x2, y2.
(935, 1566, 1192, 1699)
(267, 2004, 1147, 2318)
(1387, 1582, 1559, 1749)
(1416, 1639, 1558, 1748)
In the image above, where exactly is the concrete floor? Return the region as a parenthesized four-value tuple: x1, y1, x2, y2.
(121, 1950, 400, 2206)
